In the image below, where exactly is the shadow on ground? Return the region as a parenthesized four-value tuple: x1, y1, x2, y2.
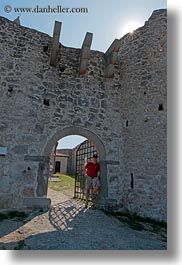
(49, 200, 86, 231)
(0, 199, 167, 250)
(0, 210, 46, 239)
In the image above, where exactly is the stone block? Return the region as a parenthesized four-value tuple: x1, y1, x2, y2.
(24, 156, 50, 162)
(79, 59, 88, 75)
(104, 39, 120, 78)
(81, 47, 90, 59)
(105, 39, 120, 56)
(13, 16, 20, 25)
(79, 32, 93, 75)
(0, 176, 9, 192)
(23, 197, 51, 209)
(106, 160, 120, 165)
(0, 195, 13, 209)
(22, 186, 34, 197)
(12, 145, 28, 154)
(105, 64, 115, 78)
(82, 32, 93, 47)
(50, 21, 62, 66)
(106, 51, 118, 65)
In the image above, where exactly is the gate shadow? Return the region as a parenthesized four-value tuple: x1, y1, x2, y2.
(48, 200, 86, 231)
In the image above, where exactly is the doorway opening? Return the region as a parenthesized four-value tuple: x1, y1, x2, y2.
(43, 126, 107, 206)
(55, 161, 61, 173)
(48, 136, 99, 202)
(75, 139, 98, 200)
(48, 135, 87, 202)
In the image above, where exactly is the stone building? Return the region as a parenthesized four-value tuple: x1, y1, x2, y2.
(49, 145, 70, 174)
(54, 151, 69, 174)
(57, 148, 76, 175)
(0, 9, 167, 221)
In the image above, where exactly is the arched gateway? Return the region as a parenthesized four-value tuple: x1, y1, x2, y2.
(34, 126, 108, 208)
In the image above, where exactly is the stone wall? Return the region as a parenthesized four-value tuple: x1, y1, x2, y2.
(54, 155, 68, 174)
(118, 9, 167, 220)
(57, 149, 75, 175)
(0, 9, 167, 221)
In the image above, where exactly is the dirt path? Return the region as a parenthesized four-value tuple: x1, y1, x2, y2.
(0, 188, 167, 250)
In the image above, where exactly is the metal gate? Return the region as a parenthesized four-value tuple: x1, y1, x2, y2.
(74, 140, 98, 200)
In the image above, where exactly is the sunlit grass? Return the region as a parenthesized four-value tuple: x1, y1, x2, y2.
(48, 174, 75, 197)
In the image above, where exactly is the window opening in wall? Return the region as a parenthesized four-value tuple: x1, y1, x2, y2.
(43, 98, 50, 106)
(59, 66, 66, 72)
(55, 161, 61, 173)
(8, 87, 13, 93)
(43, 45, 48, 52)
(144, 118, 148, 123)
(0, 147, 7, 158)
(158, 104, 164, 111)
(126, 120, 129, 127)
(131, 173, 134, 189)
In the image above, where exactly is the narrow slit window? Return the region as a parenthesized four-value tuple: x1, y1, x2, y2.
(158, 104, 164, 111)
(131, 173, 134, 189)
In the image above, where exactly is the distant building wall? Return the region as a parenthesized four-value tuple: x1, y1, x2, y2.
(57, 149, 75, 175)
(54, 155, 68, 174)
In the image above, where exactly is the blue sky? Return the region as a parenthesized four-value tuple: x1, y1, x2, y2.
(57, 135, 86, 149)
(0, 0, 167, 52)
(0, 0, 168, 149)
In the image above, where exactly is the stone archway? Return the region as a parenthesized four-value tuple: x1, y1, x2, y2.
(42, 126, 108, 204)
(43, 126, 106, 160)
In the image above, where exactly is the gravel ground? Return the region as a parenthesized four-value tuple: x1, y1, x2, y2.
(0, 188, 167, 250)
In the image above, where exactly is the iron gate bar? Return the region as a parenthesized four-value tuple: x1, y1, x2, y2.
(74, 140, 99, 200)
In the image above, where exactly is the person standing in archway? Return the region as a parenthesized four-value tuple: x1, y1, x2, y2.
(84, 154, 100, 208)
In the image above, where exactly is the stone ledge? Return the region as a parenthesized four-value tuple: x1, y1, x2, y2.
(24, 155, 50, 162)
(23, 197, 51, 209)
(105, 160, 120, 165)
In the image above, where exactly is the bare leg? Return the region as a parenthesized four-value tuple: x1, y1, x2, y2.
(93, 179, 100, 196)
(85, 188, 90, 206)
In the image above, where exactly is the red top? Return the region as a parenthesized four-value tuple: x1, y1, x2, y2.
(85, 162, 100, 178)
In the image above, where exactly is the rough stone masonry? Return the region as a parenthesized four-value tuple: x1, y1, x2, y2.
(0, 9, 167, 221)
